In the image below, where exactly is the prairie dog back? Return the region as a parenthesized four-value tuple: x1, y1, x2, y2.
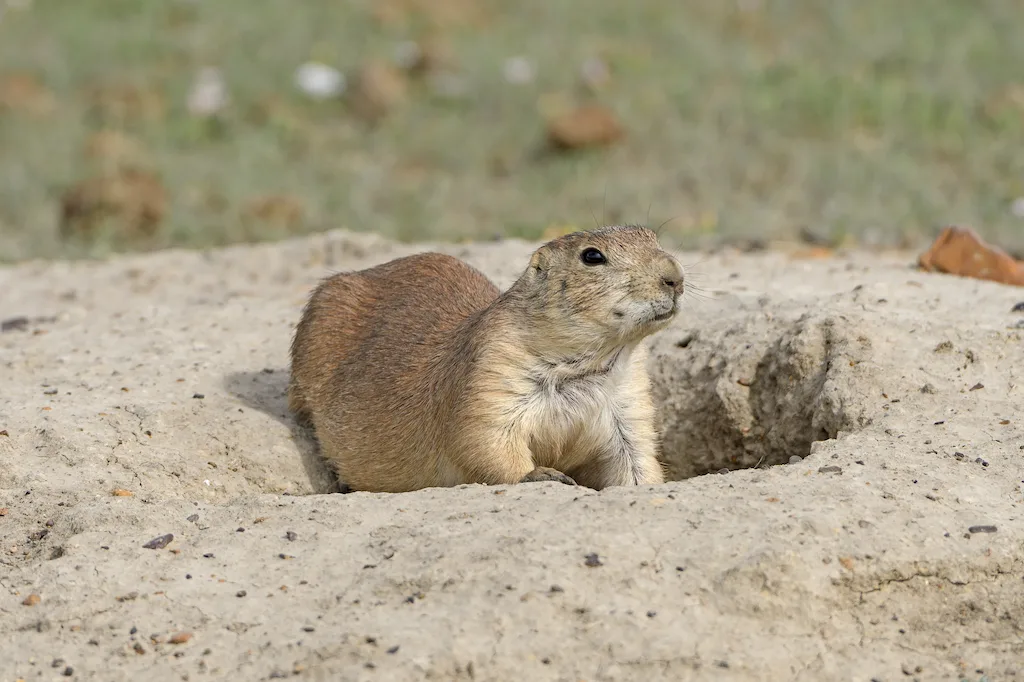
(288, 253, 500, 491)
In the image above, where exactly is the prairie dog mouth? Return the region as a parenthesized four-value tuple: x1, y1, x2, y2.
(651, 310, 675, 322)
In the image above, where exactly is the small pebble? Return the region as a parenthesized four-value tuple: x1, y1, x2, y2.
(285, 531, 297, 541)
(646, 610, 656, 618)
(192, 393, 205, 400)
(387, 645, 400, 654)
(968, 525, 997, 534)
(788, 455, 803, 464)
(187, 514, 199, 523)
(583, 553, 603, 567)
(1, 316, 29, 332)
(818, 465, 843, 474)
(62, 666, 74, 677)
(1011, 301, 1024, 312)
(186, 67, 228, 117)
(142, 533, 173, 550)
(549, 585, 564, 593)
(236, 590, 247, 598)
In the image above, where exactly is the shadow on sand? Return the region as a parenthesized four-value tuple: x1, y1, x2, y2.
(223, 368, 344, 494)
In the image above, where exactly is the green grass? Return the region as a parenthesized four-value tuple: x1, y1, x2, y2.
(2, 0, 1024, 262)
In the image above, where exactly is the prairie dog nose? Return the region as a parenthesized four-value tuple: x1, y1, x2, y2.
(659, 256, 685, 296)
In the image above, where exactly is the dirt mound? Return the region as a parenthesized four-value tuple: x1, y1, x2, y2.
(2, 231, 1022, 680)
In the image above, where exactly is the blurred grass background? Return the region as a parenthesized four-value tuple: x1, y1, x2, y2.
(2, 0, 1024, 262)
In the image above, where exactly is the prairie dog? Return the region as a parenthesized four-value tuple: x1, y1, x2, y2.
(288, 225, 684, 493)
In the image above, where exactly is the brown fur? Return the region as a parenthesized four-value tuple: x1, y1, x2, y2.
(288, 225, 684, 493)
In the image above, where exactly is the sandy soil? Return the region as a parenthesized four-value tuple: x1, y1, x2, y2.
(1, 230, 1022, 682)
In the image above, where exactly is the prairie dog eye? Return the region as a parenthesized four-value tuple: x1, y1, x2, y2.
(580, 247, 606, 265)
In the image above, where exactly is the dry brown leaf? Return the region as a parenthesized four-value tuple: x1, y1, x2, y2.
(83, 130, 145, 167)
(348, 61, 407, 124)
(241, 194, 305, 232)
(789, 246, 834, 260)
(60, 168, 168, 239)
(0, 72, 55, 116)
(546, 104, 624, 150)
(85, 83, 166, 124)
(398, 37, 455, 77)
(918, 226, 1024, 287)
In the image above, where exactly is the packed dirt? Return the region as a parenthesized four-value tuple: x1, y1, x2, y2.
(2, 230, 1022, 681)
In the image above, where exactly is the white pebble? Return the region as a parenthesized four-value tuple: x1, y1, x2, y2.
(1011, 197, 1024, 218)
(502, 56, 534, 85)
(187, 67, 229, 117)
(294, 62, 346, 99)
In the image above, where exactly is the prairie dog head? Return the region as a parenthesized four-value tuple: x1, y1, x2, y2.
(515, 224, 684, 354)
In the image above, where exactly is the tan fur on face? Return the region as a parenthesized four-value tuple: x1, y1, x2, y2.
(288, 225, 684, 493)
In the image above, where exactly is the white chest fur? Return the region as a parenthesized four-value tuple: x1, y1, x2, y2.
(518, 345, 638, 468)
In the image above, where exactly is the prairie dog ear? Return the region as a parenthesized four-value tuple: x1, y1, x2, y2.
(528, 247, 550, 273)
